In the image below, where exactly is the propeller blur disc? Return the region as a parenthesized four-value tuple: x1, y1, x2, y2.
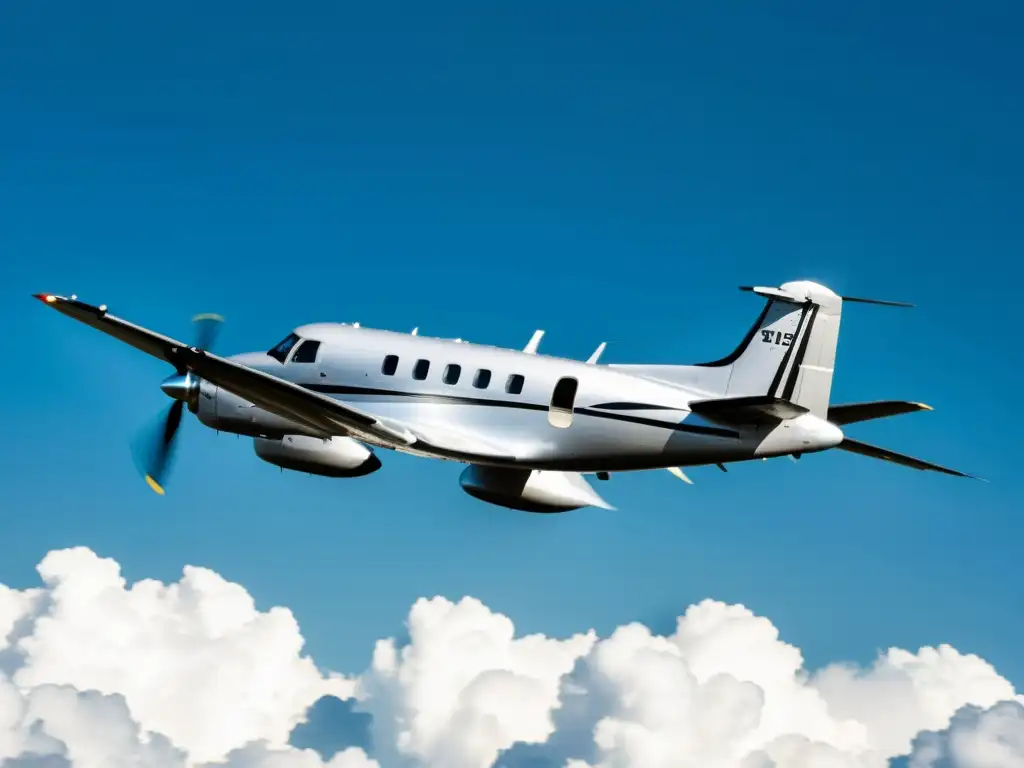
(191, 312, 224, 352)
(132, 399, 185, 494)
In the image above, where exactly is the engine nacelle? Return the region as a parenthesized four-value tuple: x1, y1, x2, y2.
(196, 380, 321, 438)
(459, 465, 612, 513)
(254, 435, 382, 478)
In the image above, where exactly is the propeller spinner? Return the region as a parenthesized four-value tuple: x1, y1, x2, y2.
(131, 313, 223, 495)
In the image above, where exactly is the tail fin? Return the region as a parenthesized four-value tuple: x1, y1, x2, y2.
(694, 281, 842, 417)
(612, 281, 912, 418)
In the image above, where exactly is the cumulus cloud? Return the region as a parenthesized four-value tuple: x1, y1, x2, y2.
(357, 595, 595, 768)
(0, 547, 1021, 768)
(494, 602, 1019, 768)
(0, 547, 368, 768)
(907, 700, 1024, 768)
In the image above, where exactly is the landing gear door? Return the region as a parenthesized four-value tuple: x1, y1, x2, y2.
(548, 377, 579, 429)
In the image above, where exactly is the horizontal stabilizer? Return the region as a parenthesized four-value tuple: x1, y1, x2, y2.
(837, 437, 981, 480)
(828, 400, 932, 426)
(739, 286, 914, 308)
(690, 395, 809, 426)
(738, 285, 809, 304)
(840, 295, 915, 308)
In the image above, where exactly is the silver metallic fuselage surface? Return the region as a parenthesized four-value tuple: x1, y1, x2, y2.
(201, 323, 835, 473)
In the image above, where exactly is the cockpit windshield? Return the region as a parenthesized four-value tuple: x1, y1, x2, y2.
(267, 333, 300, 363)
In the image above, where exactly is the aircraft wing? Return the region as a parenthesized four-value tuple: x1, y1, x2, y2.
(836, 437, 981, 479)
(35, 293, 200, 363)
(389, 420, 518, 463)
(33, 293, 416, 448)
(181, 350, 416, 445)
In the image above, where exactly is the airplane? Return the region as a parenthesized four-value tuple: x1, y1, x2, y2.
(32, 279, 980, 512)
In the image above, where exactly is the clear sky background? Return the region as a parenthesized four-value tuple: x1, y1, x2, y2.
(2, 0, 1021, 698)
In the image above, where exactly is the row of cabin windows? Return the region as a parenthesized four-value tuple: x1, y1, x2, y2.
(381, 354, 524, 395)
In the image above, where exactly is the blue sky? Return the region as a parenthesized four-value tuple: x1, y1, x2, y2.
(2, 0, 1022, 697)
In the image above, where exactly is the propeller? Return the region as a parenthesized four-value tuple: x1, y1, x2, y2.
(191, 313, 224, 355)
(131, 313, 223, 495)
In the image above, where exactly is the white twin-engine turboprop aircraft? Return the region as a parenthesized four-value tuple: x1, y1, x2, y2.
(34, 279, 979, 512)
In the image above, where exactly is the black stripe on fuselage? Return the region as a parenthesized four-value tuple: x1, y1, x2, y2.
(573, 408, 737, 437)
(303, 383, 740, 439)
(588, 402, 679, 411)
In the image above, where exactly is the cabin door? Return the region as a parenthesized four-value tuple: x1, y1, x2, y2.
(548, 377, 579, 428)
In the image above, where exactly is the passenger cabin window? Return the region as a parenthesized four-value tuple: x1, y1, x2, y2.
(443, 364, 461, 385)
(413, 359, 430, 380)
(549, 376, 579, 429)
(381, 355, 399, 376)
(267, 333, 299, 363)
(506, 374, 525, 395)
(291, 340, 321, 363)
(473, 369, 491, 389)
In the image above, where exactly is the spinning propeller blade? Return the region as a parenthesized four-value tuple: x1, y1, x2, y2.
(132, 400, 184, 495)
(132, 312, 223, 494)
(191, 313, 224, 353)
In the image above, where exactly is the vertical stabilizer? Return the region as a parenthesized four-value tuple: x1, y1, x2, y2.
(696, 281, 843, 417)
(785, 283, 843, 418)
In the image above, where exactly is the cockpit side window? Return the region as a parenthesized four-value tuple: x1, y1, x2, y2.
(291, 339, 321, 363)
(268, 333, 300, 363)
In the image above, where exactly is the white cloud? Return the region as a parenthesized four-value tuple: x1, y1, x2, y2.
(907, 700, 1024, 768)
(0, 547, 369, 768)
(0, 546, 1021, 768)
(356, 595, 595, 768)
(212, 743, 382, 768)
(0, 681, 186, 768)
(813, 645, 1017, 758)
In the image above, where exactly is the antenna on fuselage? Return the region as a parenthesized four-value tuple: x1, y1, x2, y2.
(411, 327, 418, 335)
(524, 329, 545, 354)
(586, 342, 607, 364)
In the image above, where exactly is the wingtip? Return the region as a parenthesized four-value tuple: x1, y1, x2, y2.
(33, 293, 58, 304)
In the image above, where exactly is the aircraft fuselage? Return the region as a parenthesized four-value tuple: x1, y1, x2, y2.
(196, 323, 842, 473)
